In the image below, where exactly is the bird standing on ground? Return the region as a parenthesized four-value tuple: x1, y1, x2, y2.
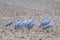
(5, 20, 13, 27)
(26, 16, 35, 30)
(39, 16, 52, 27)
(39, 16, 53, 30)
(14, 16, 27, 30)
(42, 23, 54, 30)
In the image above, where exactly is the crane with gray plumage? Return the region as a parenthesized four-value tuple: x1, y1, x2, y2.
(42, 23, 54, 30)
(39, 16, 53, 29)
(39, 16, 52, 27)
(5, 20, 13, 27)
(26, 15, 35, 30)
(14, 16, 27, 30)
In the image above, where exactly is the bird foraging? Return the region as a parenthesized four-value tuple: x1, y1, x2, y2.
(39, 16, 53, 30)
(42, 23, 54, 30)
(5, 20, 13, 27)
(26, 15, 35, 30)
(39, 16, 52, 27)
(14, 16, 27, 30)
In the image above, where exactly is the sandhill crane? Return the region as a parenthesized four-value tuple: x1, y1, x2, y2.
(39, 16, 52, 27)
(5, 20, 13, 27)
(26, 16, 35, 30)
(42, 23, 54, 30)
(14, 16, 27, 30)
(39, 16, 53, 30)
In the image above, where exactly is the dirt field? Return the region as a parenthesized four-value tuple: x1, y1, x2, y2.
(0, 0, 60, 40)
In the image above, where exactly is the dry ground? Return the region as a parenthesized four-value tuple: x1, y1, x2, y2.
(0, 0, 60, 40)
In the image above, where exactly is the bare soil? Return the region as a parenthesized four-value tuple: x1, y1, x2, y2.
(0, 0, 60, 40)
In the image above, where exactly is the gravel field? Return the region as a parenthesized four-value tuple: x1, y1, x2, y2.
(0, 0, 60, 40)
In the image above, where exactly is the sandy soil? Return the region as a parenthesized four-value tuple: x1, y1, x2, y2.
(0, 0, 60, 40)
